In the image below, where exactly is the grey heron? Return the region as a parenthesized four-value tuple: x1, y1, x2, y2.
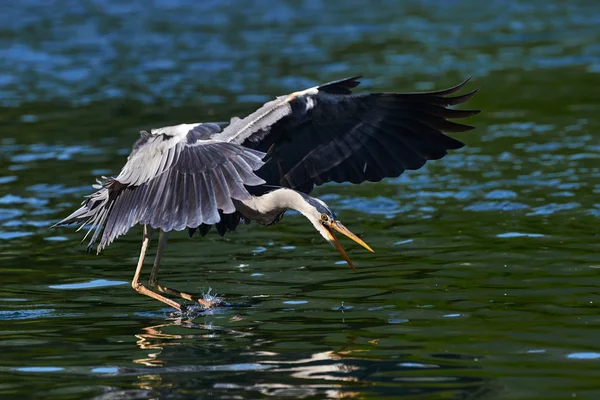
(53, 76, 479, 311)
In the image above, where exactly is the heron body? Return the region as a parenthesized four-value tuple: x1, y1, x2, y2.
(54, 76, 479, 311)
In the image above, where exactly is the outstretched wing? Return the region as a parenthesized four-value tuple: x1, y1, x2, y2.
(219, 77, 479, 193)
(54, 123, 265, 252)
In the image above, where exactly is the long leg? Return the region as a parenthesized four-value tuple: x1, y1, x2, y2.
(131, 225, 184, 311)
(148, 230, 215, 308)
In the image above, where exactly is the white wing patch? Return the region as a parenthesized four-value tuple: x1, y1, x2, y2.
(286, 86, 319, 100)
(151, 123, 202, 137)
(221, 85, 320, 145)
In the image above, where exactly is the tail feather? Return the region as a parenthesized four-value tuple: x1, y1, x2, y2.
(52, 178, 122, 254)
(51, 177, 110, 228)
(51, 206, 89, 228)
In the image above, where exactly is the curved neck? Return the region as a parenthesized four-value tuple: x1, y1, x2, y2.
(236, 187, 317, 226)
(237, 187, 329, 239)
(250, 188, 313, 215)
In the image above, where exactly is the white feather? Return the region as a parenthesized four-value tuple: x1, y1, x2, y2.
(151, 123, 202, 137)
(238, 188, 330, 240)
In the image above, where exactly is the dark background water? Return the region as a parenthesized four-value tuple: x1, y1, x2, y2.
(1, 1, 600, 399)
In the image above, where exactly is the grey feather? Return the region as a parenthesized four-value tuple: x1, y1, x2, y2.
(54, 123, 266, 253)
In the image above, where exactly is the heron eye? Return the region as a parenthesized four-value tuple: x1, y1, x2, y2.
(321, 214, 328, 221)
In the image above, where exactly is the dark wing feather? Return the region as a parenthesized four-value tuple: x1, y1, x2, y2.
(221, 77, 479, 193)
(53, 123, 266, 252)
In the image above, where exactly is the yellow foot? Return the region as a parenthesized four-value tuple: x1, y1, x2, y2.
(195, 288, 224, 309)
(151, 284, 224, 310)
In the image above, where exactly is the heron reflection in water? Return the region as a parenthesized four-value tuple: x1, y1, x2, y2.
(53, 76, 479, 311)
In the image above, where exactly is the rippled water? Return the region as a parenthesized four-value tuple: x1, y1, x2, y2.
(2, 1, 600, 399)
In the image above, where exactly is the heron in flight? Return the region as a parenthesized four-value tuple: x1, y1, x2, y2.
(53, 76, 479, 311)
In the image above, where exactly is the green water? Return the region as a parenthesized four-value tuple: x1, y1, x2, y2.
(1, 1, 600, 399)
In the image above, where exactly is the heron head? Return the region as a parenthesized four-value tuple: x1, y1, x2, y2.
(302, 196, 374, 271)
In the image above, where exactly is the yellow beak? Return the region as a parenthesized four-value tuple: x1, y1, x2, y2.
(324, 221, 374, 271)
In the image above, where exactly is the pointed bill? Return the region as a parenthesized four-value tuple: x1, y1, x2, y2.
(324, 221, 374, 271)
